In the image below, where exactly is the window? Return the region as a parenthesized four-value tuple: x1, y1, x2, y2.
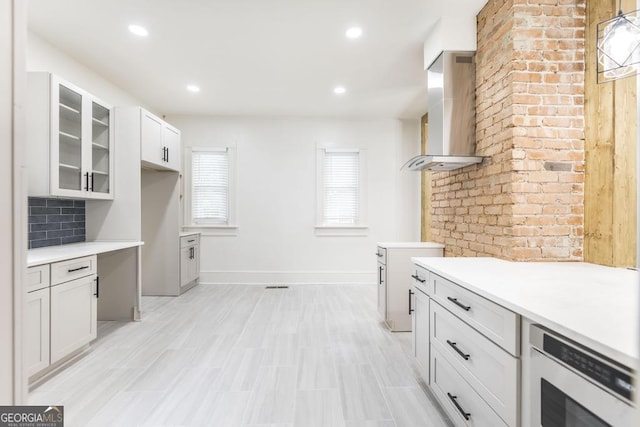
(188, 147, 236, 227)
(317, 148, 367, 233)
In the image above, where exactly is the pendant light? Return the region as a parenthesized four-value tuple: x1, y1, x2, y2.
(596, 0, 640, 83)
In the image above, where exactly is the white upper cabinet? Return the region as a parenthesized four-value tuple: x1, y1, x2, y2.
(27, 72, 114, 199)
(140, 109, 181, 172)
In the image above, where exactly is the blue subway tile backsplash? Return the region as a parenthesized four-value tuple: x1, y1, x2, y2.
(28, 198, 86, 249)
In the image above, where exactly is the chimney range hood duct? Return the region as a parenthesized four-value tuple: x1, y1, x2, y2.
(404, 51, 484, 172)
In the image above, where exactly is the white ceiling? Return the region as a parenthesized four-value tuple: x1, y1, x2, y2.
(28, 0, 488, 119)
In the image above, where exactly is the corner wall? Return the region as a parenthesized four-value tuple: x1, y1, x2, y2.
(428, 0, 586, 261)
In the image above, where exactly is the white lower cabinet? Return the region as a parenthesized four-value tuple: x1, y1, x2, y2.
(179, 234, 200, 291)
(25, 287, 50, 376)
(431, 345, 509, 427)
(431, 302, 519, 426)
(50, 273, 98, 364)
(376, 243, 444, 331)
(26, 256, 98, 381)
(412, 287, 430, 384)
(413, 262, 520, 427)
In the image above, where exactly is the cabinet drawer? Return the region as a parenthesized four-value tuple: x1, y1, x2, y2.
(180, 234, 200, 248)
(431, 302, 518, 426)
(375, 246, 387, 265)
(51, 255, 97, 285)
(27, 264, 50, 293)
(432, 273, 519, 356)
(412, 265, 432, 296)
(431, 345, 509, 427)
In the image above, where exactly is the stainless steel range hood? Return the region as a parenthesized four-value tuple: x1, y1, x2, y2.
(404, 51, 484, 172)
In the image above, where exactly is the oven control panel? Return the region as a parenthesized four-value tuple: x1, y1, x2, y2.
(543, 333, 634, 401)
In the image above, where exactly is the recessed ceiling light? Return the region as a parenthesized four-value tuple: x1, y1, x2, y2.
(345, 27, 363, 39)
(333, 86, 346, 94)
(128, 24, 148, 37)
(186, 84, 200, 93)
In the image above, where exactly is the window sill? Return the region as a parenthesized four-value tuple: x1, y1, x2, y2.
(314, 225, 369, 236)
(184, 224, 238, 236)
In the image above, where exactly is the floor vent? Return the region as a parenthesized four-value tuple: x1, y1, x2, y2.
(265, 285, 289, 289)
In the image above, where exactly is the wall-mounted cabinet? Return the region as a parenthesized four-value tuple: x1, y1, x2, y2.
(27, 72, 114, 199)
(141, 109, 180, 172)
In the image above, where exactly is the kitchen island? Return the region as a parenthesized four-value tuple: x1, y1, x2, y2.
(410, 257, 638, 427)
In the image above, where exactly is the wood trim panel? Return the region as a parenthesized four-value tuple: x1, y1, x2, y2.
(420, 114, 433, 242)
(584, 0, 638, 267)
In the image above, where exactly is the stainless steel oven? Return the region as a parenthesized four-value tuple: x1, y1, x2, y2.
(529, 325, 637, 426)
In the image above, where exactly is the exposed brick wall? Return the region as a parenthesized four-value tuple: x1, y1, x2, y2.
(429, 0, 585, 261)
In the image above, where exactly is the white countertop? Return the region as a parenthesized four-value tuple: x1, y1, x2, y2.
(378, 241, 445, 249)
(179, 231, 200, 237)
(412, 257, 639, 368)
(28, 241, 144, 267)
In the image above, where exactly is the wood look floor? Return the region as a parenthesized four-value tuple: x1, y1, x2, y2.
(29, 284, 453, 427)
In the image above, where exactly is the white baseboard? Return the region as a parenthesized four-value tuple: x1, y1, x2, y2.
(199, 270, 376, 285)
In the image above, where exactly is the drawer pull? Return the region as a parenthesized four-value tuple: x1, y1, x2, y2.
(447, 393, 471, 421)
(187, 239, 195, 243)
(408, 289, 414, 314)
(376, 252, 383, 257)
(68, 265, 89, 273)
(446, 339, 470, 360)
(411, 274, 426, 283)
(447, 296, 471, 311)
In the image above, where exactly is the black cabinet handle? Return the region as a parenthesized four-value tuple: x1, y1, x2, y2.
(376, 252, 383, 257)
(411, 274, 426, 283)
(408, 289, 414, 314)
(166, 147, 169, 163)
(446, 340, 470, 360)
(90, 172, 94, 192)
(84, 172, 89, 191)
(379, 266, 383, 285)
(94, 276, 99, 298)
(190, 247, 194, 259)
(447, 393, 471, 420)
(447, 296, 471, 311)
(187, 239, 195, 243)
(68, 265, 89, 273)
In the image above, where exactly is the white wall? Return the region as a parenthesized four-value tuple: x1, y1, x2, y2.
(27, 32, 146, 109)
(168, 115, 422, 284)
(0, 0, 15, 404)
(2, 0, 27, 404)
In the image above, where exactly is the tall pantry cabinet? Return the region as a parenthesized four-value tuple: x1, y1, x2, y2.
(114, 107, 198, 296)
(27, 72, 114, 199)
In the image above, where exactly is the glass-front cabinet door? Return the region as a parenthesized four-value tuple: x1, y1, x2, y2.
(55, 83, 84, 194)
(90, 102, 111, 196)
(50, 76, 114, 199)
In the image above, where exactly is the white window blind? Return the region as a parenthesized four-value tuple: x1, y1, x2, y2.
(323, 150, 360, 224)
(192, 149, 229, 224)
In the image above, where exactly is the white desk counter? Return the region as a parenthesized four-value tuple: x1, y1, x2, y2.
(28, 240, 143, 267)
(28, 240, 144, 321)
